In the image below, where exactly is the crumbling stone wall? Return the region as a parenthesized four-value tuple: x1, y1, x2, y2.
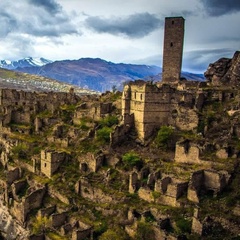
(48, 186, 70, 205)
(40, 150, 67, 178)
(187, 169, 230, 203)
(0, 89, 80, 108)
(72, 228, 92, 240)
(187, 170, 204, 203)
(204, 170, 230, 195)
(129, 172, 139, 194)
(77, 178, 112, 203)
(73, 102, 112, 123)
(51, 212, 68, 228)
(78, 152, 104, 173)
(110, 113, 134, 146)
(12, 186, 46, 223)
(7, 167, 21, 185)
(175, 140, 201, 164)
(11, 179, 27, 201)
(0, 88, 80, 131)
(122, 81, 201, 141)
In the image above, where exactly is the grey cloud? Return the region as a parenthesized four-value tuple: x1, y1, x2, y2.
(132, 49, 236, 73)
(0, 12, 18, 38)
(21, 15, 79, 37)
(169, 10, 196, 18)
(183, 48, 235, 73)
(200, 0, 240, 16)
(85, 13, 163, 38)
(0, 1, 80, 38)
(0, 33, 37, 60)
(28, 0, 62, 14)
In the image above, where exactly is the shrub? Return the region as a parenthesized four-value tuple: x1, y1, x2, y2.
(135, 222, 156, 240)
(96, 127, 112, 143)
(31, 215, 51, 235)
(152, 191, 161, 200)
(11, 143, 28, 159)
(122, 151, 141, 168)
(175, 217, 192, 234)
(99, 115, 119, 127)
(155, 126, 174, 149)
(79, 119, 90, 131)
(99, 228, 128, 240)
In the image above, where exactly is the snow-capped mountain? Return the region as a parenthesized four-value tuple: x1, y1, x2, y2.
(0, 57, 52, 70)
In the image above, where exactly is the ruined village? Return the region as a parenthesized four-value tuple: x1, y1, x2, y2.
(0, 17, 240, 240)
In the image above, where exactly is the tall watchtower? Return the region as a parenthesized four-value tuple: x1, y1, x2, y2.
(162, 17, 185, 82)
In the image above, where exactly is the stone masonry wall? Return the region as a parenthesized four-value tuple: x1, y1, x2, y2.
(175, 141, 201, 164)
(162, 17, 185, 82)
(40, 150, 66, 178)
(122, 80, 199, 141)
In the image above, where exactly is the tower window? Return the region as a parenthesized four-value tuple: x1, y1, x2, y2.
(170, 42, 173, 47)
(172, 20, 174, 24)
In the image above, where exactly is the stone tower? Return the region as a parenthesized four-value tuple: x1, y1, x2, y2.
(162, 17, 185, 82)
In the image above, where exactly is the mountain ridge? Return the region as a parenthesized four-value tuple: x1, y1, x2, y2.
(0, 57, 52, 70)
(0, 57, 205, 92)
(13, 58, 204, 92)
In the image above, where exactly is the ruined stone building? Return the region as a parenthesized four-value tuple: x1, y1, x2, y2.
(162, 16, 185, 83)
(121, 17, 204, 141)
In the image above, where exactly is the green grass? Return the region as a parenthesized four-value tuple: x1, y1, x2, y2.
(96, 127, 112, 143)
(36, 110, 53, 118)
(47, 231, 68, 240)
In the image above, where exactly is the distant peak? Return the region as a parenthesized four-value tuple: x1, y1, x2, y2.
(0, 57, 52, 70)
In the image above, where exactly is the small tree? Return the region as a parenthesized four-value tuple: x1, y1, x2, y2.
(96, 127, 112, 143)
(31, 215, 51, 235)
(99, 230, 118, 240)
(155, 126, 174, 149)
(122, 151, 142, 169)
(11, 143, 28, 160)
(99, 229, 127, 240)
(135, 222, 156, 240)
(99, 115, 119, 127)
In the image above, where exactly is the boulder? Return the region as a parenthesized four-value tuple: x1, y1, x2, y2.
(205, 51, 240, 86)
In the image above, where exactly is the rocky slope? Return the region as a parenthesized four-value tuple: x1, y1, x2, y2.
(205, 51, 240, 86)
(0, 53, 239, 239)
(0, 68, 97, 95)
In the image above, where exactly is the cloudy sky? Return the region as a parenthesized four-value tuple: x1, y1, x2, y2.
(0, 0, 239, 73)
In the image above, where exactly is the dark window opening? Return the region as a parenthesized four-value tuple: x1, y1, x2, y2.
(184, 140, 190, 154)
(132, 210, 141, 219)
(140, 94, 142, 100)
(81, 163, 88, 172)
(170, 42, 173, 47)
(172, 20, 174, 24)
(134, 92, 136, 99)
(44, 163, 47, 167)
